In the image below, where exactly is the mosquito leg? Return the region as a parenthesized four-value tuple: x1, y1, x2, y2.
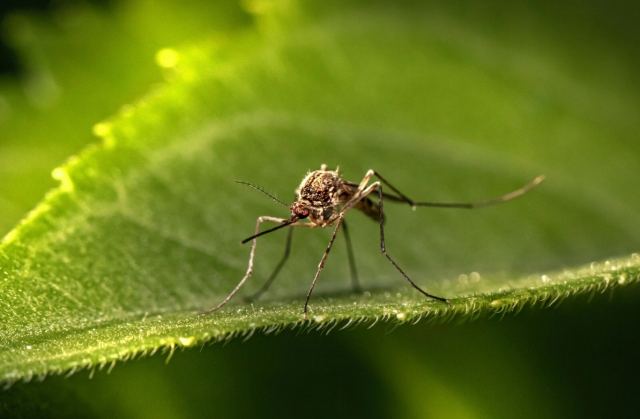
(357, 169, 375, 190)
(325, 170, 376, 226)
(245, 227, 294, 302)
(304, 218, 343, 318)
(372, 171, 416, 207)
(201, 216, 287, 314)
(341, 220, 361, 293)
(374, 170, 545, 209)
(375, 183, 448, 303)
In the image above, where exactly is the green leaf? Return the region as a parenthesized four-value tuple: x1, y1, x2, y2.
(1, 0, 639, 384)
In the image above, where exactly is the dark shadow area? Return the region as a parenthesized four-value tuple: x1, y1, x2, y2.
(0, 0, 114, 78)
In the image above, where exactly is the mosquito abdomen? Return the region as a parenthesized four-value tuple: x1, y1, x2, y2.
(356, 197, 385, 223)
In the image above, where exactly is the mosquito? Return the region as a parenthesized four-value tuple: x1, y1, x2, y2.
(203, 164, 545, 318)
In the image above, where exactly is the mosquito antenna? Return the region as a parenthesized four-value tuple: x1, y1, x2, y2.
(241, 219, 296, 244)
(413, 175, 545, 209)
(235, 180, 288, 207)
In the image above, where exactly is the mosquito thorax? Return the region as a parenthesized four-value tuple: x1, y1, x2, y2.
(293, 166, 353, 225)
(296, 169, 343, 207)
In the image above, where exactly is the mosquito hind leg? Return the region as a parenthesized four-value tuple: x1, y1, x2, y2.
(372, 171, 416, 207)
(374, 182, 448, 303)
(245, 227, 294, 302)
(201, 215, 287, 314)
(374, 170, 544, 209)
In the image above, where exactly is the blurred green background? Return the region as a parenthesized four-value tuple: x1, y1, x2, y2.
(1, 0, 639, 418)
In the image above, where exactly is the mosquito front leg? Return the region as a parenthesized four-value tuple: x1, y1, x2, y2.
(304, 217, 344, 318)
(202, 215, 288, 314)
(374, 182, 448, 303)
(245, 227, 294, 302)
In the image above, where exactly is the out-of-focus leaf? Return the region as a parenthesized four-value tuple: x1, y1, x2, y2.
(0, 0, 250, 234)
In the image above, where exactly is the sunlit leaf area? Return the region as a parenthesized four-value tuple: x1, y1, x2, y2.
(0, 1, 639, 418)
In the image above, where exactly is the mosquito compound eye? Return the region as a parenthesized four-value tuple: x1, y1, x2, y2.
(297, 208, 310, 219)
(292, 204, 309, 219)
